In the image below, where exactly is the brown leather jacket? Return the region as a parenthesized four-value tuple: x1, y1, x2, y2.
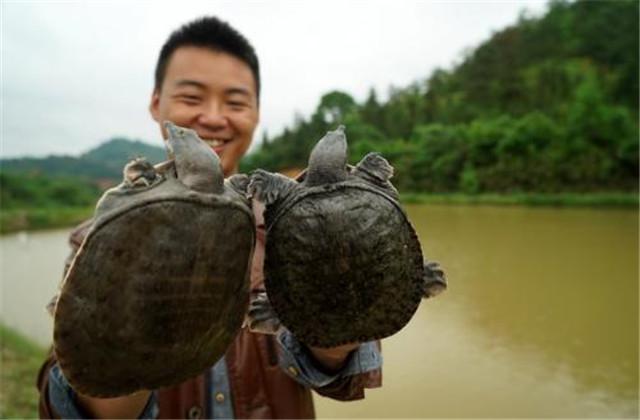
(37, 209, 382, 419)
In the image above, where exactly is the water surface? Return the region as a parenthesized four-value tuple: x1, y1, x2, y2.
(314, 205, 638, 418)
(1, 205, 637, 417)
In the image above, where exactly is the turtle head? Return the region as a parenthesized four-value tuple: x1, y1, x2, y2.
(163, 121, 224, 193)
(306, 125, 348, 187)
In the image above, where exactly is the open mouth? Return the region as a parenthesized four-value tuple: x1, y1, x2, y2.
(201, 137, 231, 154)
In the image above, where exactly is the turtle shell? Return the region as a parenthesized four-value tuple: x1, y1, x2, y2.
(264, 181, 424, 348)
(53, 175, 254, 397)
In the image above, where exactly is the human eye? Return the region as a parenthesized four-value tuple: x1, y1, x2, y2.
(227, 99, 250, 110)
(174, 93, 202, 105)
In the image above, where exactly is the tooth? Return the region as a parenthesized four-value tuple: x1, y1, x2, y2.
(211, 139, 222, 147)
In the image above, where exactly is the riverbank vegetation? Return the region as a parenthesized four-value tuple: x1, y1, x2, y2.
(0, 206, 95, 234)
(0, 324, 46, 418)
(401, 192, 638, 207)
(0, 172, 98, 234)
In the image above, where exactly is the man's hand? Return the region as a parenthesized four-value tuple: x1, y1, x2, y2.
(245, 291, 361, 373)
(76, 389, 152, 419)
(307, 343, 360, 373)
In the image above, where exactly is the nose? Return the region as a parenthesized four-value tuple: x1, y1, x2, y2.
(197, 100, 229, 130)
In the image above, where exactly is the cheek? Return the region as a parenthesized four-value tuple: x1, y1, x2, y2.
(161, 103, 198, 125)
(224, 142, 248, 162)
(232, 110, 258, 133)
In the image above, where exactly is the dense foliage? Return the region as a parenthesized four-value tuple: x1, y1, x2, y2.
(241, 0, 639, 193)
(0, 172, 102, 209)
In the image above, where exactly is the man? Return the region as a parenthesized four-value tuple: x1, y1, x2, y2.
(37, 16, 382, 419)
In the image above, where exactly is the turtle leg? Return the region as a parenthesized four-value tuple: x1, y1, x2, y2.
(244, 291, 283, 335)
(422, 259, 447, 299)
(46, 293, 59, 317)
(353, 153, 399, 199)
(248, 169, 298, 206)
(123, 158, 158, 188)
(355, 152, 394, 182)
(226, 174, 250, 197)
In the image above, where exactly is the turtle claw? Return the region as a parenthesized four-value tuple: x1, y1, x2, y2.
(247, 169, 271, 203)
(245, 291, 283, 335)
(423, 260, 447, 299)
(46, 294, 58, 317)
(248, 170, 293, 206)
(133, 177, 151, 187)
(123, 158, 158, 188)
(227, 174, 250, 197)
(356, 152, 394, 181)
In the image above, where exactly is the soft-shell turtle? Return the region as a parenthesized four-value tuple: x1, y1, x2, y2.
(248, 126, 446, 348)
(53, 122, 254, 397)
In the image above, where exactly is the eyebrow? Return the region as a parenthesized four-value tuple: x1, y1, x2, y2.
(225, 87, 252, 99)
(174, 79, 206, 89)
(174, 80, 252, 98)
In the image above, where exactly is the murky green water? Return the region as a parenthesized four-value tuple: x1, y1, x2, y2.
(1, 205, 637, 417)
(315, 204, 638, 418)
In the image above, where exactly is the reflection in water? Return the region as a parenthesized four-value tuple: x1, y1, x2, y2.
(0, 206, 637, 417)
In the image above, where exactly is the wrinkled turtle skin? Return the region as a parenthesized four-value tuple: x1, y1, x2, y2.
(248, 126, 446, 348)
(53, 122, 254, 397)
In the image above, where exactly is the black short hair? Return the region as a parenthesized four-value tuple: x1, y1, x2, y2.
(154, 16, 260, 101)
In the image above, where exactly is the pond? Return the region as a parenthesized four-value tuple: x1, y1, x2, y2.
(1, 204, 637, 417)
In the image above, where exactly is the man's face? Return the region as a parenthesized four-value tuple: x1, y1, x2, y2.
(150, 46, 259, 176)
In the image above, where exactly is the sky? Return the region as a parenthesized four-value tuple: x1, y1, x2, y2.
(1, 0, 548, 159)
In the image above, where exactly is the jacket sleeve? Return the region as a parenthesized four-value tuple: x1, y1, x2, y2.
(37, 349, 59, 419)
(276, 330, 382, 401)
(38, 221, 91, 418)
(37, 349, 158, 420)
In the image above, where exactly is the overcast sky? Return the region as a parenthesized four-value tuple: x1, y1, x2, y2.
(1, 0, 547, 158)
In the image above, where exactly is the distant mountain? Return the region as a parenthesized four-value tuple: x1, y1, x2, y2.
(1, 138, 166, 182)
(81, 138, 167, 172)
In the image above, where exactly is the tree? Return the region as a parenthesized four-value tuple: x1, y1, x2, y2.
(314, 91, 357, 126)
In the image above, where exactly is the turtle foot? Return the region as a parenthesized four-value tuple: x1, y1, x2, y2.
(227, 174, 250, 197)
(423, 260, 447, 299)
(248, 170, 286, 205)
(123, 158, 159, 188)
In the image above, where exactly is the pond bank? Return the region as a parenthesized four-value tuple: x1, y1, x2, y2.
(0, 206, 94, 235)
(0, 323, 46, 418)
(1, 193, 637, 235)
(401, 192, 638, 207)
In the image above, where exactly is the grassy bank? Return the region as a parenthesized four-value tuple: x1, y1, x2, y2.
(400, 192, 639, 207)
(0, 206, 94, 235)
(0, 192, 636, 236)
(0, 324, 47, 418)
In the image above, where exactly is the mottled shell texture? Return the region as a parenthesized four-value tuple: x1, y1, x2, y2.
(265, 180, 424, 348)
(53, 127, 254, 397)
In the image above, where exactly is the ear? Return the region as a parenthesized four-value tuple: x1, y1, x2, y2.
(149, 90, 161, 122)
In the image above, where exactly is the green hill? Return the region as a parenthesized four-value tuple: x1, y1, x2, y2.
(81, 138, 167, 176)
(241, 0, 639, 193)
(1, 138, 166, 182)
(0, 137, 166, 230)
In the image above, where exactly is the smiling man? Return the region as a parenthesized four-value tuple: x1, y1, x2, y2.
(37, 16, 382, 419)
(149, 46, 258, 175)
